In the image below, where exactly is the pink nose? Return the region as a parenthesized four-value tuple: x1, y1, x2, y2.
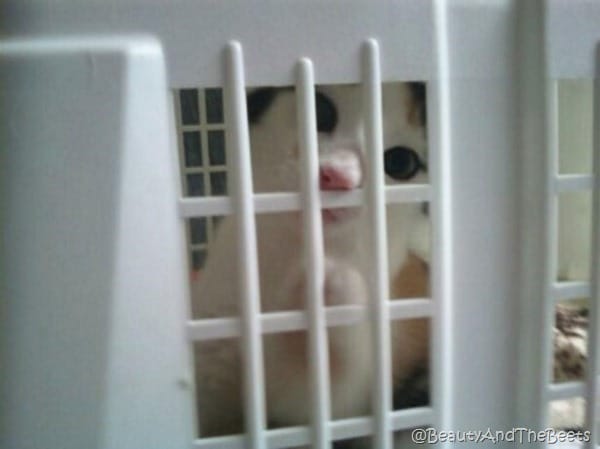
(319, 165, 356, 190)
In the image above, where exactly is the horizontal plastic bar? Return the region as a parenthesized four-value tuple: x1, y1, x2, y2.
(266, 426, 311, 448)
(547, 381, 586, 401)
(390, 406, 435, 431)
(329, 416, 372, 441)
(192, 407, 434, 448)
(187, 317, 241, 341)
(552, 281, 592, 301)
(548, 376, 600, 403)
(187, 299, 433, 341)
(192, 434, 243, 449)
(182, 165, 228, 175)
(179, 184, 430, 218)
(390, 299, 433, 320)
(180, 123, 227, 132)
(554, 174, 593, 193)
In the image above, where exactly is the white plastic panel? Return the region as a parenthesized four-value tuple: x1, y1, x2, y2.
(518, 1, 600, 442)
(0, 37, 195, 449)
(2, 0, 435, 86)
(546, 0, 600, 78)
(443, 0, 521, 432)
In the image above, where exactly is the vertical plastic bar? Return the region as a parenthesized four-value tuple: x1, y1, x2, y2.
(516, 1, 555, 436)
(362, 39, 392, 449)
(296, 58, 331, 449)
(539, 1, 561, 429)
(224, 41, 266, 449)
(430, 0, 453, 436)
(584, 63, 600, 449)
(541, 81, 560, 427)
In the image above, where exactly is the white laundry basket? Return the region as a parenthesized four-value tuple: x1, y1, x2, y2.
(1, 1, 599, 448)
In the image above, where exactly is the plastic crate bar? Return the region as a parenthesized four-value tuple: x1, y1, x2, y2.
(389, 299, 434, 320)
(554, 174, 594, 193)
(193, 435, 244, 449)
(362, 38, 393, 449)
(390, 406, 435, 431)
(428, 0, 453, 435)
(539, 81, 561, 427)
(192, 406, 434, 449)
(224, 41, 267, 448)
(552, 281, 592, 302)
(584, 71, 600, 449)
(547, 381, 586, 401)
(187, 300, 433, 342)
(296, 57, 331, 449)
(178, 184, 431, 218)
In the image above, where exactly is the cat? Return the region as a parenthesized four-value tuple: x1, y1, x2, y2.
(191, 82, 430, 442)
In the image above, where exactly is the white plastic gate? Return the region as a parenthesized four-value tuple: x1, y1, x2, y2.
(1, 1, 599, 448)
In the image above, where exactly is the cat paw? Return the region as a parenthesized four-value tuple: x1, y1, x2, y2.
(323, 259, 367, 307)
(285, 259, 367, 309)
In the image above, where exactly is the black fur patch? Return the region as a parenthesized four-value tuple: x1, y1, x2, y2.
(246, 88, 278, 124)
(247, 84, 425, 129)
(393, 365, 430, 409)
(315, 91, 338, 133)
(408, 82, 427, 126)
(247, 87, 338, 134)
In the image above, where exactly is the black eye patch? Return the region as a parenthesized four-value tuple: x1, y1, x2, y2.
(315, 92, 337, 133)
(384, 146, 424, 180)
(247, 88, 337, 132)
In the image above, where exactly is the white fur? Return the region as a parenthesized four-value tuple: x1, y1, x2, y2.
(192, 83, 429, 438)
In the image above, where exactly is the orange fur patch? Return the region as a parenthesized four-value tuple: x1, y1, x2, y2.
(391, 253, 429, 299)
(390, 253, 430, 385)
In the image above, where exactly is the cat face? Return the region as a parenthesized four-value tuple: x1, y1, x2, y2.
(247, 83, 430, 264)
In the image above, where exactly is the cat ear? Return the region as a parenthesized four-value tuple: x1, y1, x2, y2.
(247, 88, 278, 124)
(408, 82, 427, 126)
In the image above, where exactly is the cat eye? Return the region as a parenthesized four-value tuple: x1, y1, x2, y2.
(384, 146, 424, 180)
(315, 92, 337, 133)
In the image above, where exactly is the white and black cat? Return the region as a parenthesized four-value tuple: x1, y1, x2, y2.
(191, 82, 431, 444)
